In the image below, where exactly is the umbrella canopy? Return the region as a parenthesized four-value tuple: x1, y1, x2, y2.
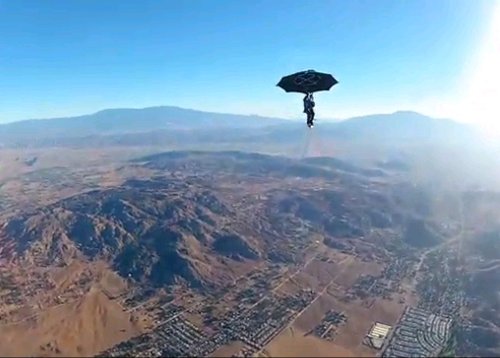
(277, 69, 338, 94)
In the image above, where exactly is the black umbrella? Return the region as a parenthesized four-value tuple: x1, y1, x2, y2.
(277, 69, 338, 94)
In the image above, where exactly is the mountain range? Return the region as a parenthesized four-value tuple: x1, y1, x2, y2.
(0, 106, 481, 148)
(0, 151, 434, 291)
(0, 106, 286, 142)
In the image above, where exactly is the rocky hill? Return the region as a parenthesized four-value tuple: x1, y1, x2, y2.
(1, 149, 495, 357)
(0, 151, 444, 293)
(2, 178, 257, 290)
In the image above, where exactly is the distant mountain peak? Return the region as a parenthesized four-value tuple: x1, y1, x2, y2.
(0, 105, 478, 148)
(392, 110, 423, 115)
(390, 110, 430, 118)
(0, 105, 288, 143)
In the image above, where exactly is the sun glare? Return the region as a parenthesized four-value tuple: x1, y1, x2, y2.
(457, 2, 500, 140)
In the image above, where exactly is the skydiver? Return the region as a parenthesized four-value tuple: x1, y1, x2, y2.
(303, 93, 315, 128)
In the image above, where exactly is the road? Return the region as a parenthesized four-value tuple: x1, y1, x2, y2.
(247, 243, 318, 311)
(384, 197, 466, 356)
(0, 301, 67, 327)
(155, 310, 185, 327)
(413, 196, 465, 282)
(254, 256, 354, 356)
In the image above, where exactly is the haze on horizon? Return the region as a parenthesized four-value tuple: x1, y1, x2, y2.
(0, 0, 499, 135)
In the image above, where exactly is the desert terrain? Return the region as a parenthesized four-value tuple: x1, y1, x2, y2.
(0, 107, 499, 357)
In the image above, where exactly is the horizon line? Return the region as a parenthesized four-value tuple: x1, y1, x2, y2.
(0, 104, 459, 126)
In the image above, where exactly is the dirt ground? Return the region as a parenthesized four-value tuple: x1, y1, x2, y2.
(264, 254, 404, 357)
(264, 288, 406, 357)
(210, 340, 245, 357)
(0, 286, 144, 357)
(262, 327, 357, 357)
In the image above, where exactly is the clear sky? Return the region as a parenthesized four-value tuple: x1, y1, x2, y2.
(0, 0, 498, 129)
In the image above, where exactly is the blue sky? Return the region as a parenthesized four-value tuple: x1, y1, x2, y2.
(0, 0, 497, 123)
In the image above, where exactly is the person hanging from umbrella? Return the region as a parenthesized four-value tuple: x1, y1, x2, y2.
(303, 92, 315, 127)
(277, 69, 338, 128)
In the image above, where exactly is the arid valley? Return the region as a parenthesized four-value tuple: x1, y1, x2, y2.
(1, 120, 499, 357)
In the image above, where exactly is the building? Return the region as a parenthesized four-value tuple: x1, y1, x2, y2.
(382, 306, 453, 358)
(366, 322, 392, 349)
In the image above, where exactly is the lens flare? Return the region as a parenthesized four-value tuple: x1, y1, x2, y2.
(458, 2, 500, 140)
